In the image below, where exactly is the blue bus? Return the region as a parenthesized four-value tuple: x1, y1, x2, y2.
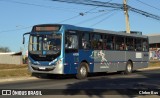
(23, 24, 149, 79)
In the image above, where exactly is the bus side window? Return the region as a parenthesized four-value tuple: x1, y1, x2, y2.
(106, 35, 114, 50)
(115, 36, 125, 50)
(82, 33, 90, 49)
(135, 39, 142, 51)
(126, 37, 134, 51)
(65, 31, 78, 49)
(91, 34, 96, 49)
(91, 34, 103, 50)
(71, 35, 78, 49)
(103, 35, 107, 50)
(97, 35, 103, 50)
(142, 39, 148, 51)
(65, 35, 72, 48)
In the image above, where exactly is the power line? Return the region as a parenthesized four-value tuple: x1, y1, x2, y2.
(75, 12, 109, 25)
(51, 0, 123, 9)
(129, 6, 160, 21)
(57, 0, 114, 23)
(0, 0, 90, 33)
(57, 15, 81, 23)
(52, 0, 160, 21)
(135, 0, 160, 11)
(62, 0, 114, 25)
(57, 9, 110, 23)
(0, 26, 32, 34)
(84, 0, 113, 14)
(0, 9, 94, 33)
(56, 7, 103, 23)
(75, 9, 118, 25)
(0, 0, 81, 13)
(90, 10, 118, 27)
(76, 0, 113, 16)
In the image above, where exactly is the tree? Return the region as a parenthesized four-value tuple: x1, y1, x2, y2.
(0, 47, 11, 52)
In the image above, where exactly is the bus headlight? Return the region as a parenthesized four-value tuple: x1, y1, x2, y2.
(56, 59, 62, 65)
(32, 61, 40, 65)
(49, 58, 57, 65)
(49, 58, 63, 66)
(28, 59, 31, 63)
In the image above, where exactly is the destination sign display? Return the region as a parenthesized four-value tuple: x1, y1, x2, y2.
(33, 25, 60, 32)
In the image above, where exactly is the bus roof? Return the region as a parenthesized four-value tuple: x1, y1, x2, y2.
(33, 24, 148, 38)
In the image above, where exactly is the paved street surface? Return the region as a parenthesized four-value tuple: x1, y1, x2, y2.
(0, 69, 160, 98)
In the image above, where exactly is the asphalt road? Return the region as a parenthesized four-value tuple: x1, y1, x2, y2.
(0, 69, 160, 98)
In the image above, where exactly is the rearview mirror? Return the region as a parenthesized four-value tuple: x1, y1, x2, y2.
(23, 32, 31, 44)
(23, 37, 25, 44)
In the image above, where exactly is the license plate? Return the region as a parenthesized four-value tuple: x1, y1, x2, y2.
(39, 67, 46, 70)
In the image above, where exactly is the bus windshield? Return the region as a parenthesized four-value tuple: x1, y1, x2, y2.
(29, 34, 61, 55)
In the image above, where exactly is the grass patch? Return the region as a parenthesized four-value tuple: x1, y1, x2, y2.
(0, 68, 31, 78)
(0, 64, 31, 78)
(0, 64, 27, 69)
(149, 61, 160, 67)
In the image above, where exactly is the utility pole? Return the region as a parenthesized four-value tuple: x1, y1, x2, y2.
(123, 0, 130, 33)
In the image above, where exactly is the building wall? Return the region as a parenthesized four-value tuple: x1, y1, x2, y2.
(149, 35, 160, 44)
(0, 54, 22, 65)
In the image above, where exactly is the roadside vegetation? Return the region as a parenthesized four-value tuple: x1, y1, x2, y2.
(0, 64, 31, 78)
(149, 61, 160, 67)
(0, 64, 27, 69)
(0, 61, 159, 78)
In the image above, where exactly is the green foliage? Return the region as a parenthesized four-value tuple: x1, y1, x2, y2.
(0, 47, 11, 52)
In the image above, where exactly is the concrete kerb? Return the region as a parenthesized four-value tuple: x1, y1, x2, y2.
(0, 76, 38, 83)
(137, 66, 160, 71)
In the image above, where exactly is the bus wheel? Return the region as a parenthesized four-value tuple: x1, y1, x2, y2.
(76, 62, 88, 79)
(125, 61, 133, 74)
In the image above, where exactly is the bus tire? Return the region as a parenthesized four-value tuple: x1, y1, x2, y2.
(125, 61, 133, 74)
(76, 62, 88, 79)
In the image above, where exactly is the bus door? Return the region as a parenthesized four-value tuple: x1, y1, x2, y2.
(79, 32, 94, 72)
(64, 30, 79, 74)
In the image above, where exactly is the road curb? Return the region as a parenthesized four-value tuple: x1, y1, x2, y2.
(0, 76, 38, 83)
(137, 66, 160, 71)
